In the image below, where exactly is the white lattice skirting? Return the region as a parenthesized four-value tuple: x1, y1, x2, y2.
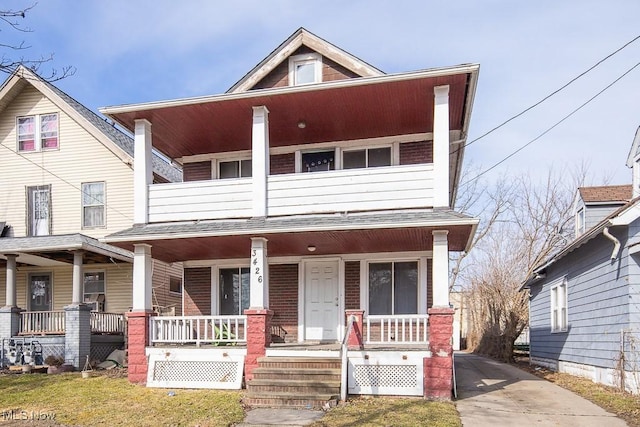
(348, 351, 428, 396)
(146, 348, 246, 389)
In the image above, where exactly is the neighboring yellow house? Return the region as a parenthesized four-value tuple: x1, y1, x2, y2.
(0, 66, 182, 369)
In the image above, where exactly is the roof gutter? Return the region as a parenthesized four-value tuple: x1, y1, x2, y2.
(602, 226, 621, 261)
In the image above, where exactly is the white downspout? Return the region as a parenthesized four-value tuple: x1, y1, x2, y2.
(603, 227, 621, 260)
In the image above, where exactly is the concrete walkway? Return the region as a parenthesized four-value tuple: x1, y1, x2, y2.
(455, 352, 628, 426)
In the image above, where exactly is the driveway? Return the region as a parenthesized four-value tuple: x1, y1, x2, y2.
(455, 352, 628, 426)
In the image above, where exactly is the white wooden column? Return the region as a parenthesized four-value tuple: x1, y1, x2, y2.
(249, 238, 269, 309)
(4, 254, 17, 307)
(432, 230, 450, 307)
(71, 250, 84, 305)
(433, 85, 450, 208)
(132, 244, 153, 311)
(252, 106, 270, 217)
(134, 119, 153, 224)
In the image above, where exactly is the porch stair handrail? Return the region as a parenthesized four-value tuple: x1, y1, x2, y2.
(340, 315, 356, 402)
(365, 314, 429, 344)
(150, 315, 247, 346)
(20, 311, 66, 335)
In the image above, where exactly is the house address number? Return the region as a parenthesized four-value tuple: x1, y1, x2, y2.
(251, 249, 263, 283)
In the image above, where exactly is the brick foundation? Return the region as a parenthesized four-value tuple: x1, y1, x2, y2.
(126, 311, 153, 384)
(424, 307, 454, 400)
(245, 309, 273, 381)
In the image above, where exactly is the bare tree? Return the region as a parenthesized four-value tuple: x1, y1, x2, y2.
(0, 3, 74, 80)
(461, 168, 578, 361)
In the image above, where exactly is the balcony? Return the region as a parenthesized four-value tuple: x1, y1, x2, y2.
(147, 163, 434, 223)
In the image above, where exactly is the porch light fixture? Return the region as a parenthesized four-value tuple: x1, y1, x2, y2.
(307, 245, 316, 252)
(297, 121, 306, 129)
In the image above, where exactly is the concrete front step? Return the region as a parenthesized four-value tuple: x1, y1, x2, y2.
(248, 378, 340, 394)
(243, 392, 339, 410)
(252, 367, 341, 381)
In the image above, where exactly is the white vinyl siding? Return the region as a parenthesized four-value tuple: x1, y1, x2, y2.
(0, 85, 134, 238)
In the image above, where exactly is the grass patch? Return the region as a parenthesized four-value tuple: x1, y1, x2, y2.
(520, 364, 640, 427)
(312, 396, 461, 427)
(0, 372, 244, 426)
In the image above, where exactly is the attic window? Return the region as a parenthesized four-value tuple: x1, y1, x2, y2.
(289, 53, 322, 86)
(575, 207, 585, 235)
(17, 113, 59, 152)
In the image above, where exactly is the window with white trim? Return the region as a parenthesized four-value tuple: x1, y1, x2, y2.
(550, 278, 568, 332)
(302, 150, 334, 172)
(289, 53, 322, 86)
(84, 271, 105, 311)
(219, 267, 250, 315)
(82, 182, 105, 228)
(575, 207, 585, 236)
(343, 147, 392, 169)
(219, 159, 252, 179)
(368, 261, 418, 315)
(17, 113, 59, 152)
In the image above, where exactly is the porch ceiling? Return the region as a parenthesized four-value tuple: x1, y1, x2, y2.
(102, 70, 474, 161)
(105, 210, 477, 263)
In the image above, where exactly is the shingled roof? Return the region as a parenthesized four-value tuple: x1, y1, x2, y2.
(578, 185, 632, 204)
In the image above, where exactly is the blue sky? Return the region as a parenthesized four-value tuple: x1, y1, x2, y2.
(3, 0, 640, 187)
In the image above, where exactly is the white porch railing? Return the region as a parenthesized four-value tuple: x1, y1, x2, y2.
(365, 314, 429, 344)
(150, 315, 247, 346)
(90, 312, 126, 334)
(20, 311, 66, 335)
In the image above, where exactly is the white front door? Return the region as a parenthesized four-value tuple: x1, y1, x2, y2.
(305, 260, 339, 341)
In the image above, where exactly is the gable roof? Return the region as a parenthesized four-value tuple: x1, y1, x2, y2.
(523, 195, 640, 289)
(578, 185, 632, 204)
(0, 66, 182, 183)
(227, 27, 384, 93)
(626, 125, 640, 167)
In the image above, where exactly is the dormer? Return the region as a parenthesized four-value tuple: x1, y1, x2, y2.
(227, 28, 383, 93)
(573, 185, 632, 237)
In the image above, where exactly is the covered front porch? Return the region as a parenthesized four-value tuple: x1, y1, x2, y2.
(0, 234, 131, 369)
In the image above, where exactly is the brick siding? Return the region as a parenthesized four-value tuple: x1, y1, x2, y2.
(268, 264, 298, 342)
(183, 267, 211, 315)
(399, 140, 433, 165)
(270, 153, 295, 175)
(345, 261, 360, 310)
(183, 161, 211, 182)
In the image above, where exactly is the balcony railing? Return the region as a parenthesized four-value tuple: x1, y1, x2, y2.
(150, 315, 247, 346)
(20, 311, 66, 335)
(91, 312, 126, 334)
(147, 164, 434, 223)
(364, 314, 429, 344)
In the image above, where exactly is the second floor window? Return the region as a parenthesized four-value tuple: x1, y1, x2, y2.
(302, 150, 334, 172)
(27, 185, 51, 236)
(551, 279, 568, 333)
(219, 159, 252, 179)
(18, 113, 59, 152)
(82, 182, 105, 228)
(343, 147, 391, 169)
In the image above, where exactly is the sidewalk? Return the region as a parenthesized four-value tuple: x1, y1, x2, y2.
(455, 352, 628, 426)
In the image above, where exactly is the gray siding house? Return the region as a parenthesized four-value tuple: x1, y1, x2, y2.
(523, 132, 640, 394)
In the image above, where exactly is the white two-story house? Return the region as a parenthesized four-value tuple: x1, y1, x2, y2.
(102, 28, 479, 404)
(0, 66, 182, 370)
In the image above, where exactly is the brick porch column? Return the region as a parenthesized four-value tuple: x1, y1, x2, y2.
(345, 309, 364, 350)
(126, 311, 153, 384)
(244, 308, 272, 381)
(424, 307, 455, 400)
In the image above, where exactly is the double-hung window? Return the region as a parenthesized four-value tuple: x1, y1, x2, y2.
(219, 267, 250, 315)
(343, 147, 392, 169)
(369, 261, 418, 315)
(82, 182, 105, 228)
(550, 278, 568, 332)
(17, 113, 59, 152)
(219, 159, 252, 179)
(84, 271, 105, 311)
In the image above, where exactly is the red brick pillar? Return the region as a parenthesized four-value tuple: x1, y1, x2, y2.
(424, 307, 454, 400)
(345, 309, 364, 350)
(126, 311, 153, 384)
(244, 309, 272, 381)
